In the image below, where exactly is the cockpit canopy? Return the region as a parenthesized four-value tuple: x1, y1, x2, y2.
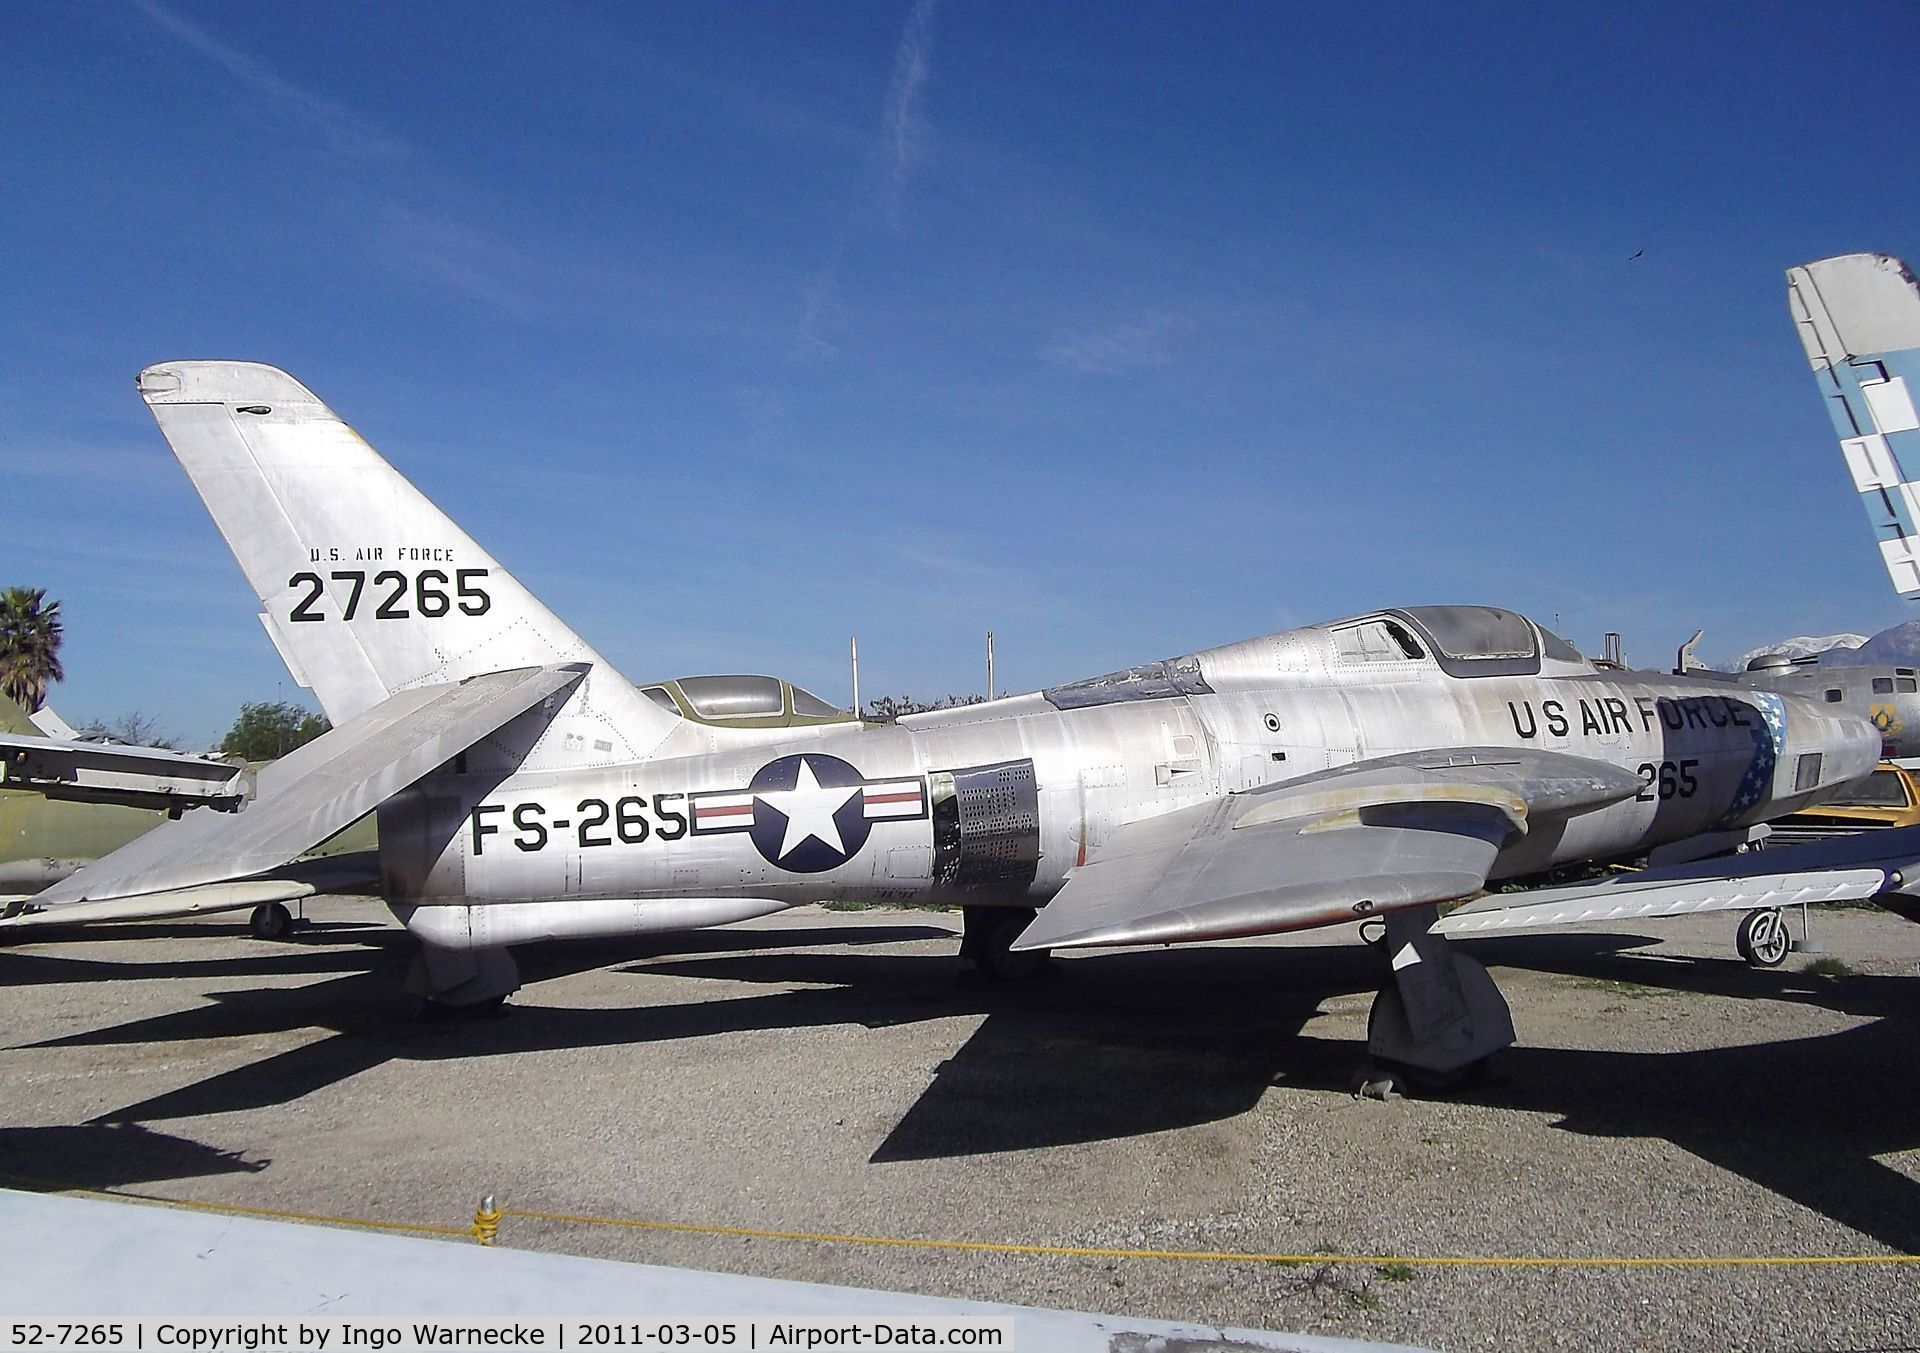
(1390, 605, 1586, 676)
(1041, 605, 1588, 711)
(639, 674, 853, 727)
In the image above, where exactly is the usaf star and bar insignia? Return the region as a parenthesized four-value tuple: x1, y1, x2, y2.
(689, 753, 929, 872)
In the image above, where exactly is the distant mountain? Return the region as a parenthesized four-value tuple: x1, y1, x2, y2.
(1730, 633, 1867, 671)
(1732, 620, 1920, 671)
(1819, 620, 1920, 668)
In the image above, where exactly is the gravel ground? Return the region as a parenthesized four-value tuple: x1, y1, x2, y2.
(2, 901, 1917, 1352)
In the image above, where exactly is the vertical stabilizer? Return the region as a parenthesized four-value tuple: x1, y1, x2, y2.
(1787, 253, 1920, 600)
(137, 361, 682, 768)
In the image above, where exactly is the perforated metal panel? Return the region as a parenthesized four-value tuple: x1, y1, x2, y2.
(930, 759, 1040, 890)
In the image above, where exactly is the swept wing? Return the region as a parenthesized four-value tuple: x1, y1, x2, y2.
(1015, 748, 1643, 951)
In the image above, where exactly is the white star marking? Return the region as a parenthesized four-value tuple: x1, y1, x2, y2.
(756, 757, 860, 862)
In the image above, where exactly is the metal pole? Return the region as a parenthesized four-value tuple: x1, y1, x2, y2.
(986, 631, 995, 701)
(851, 635, 861, 719)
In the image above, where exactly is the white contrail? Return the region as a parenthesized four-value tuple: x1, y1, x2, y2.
(881, 0, 936, 214)
(126, 0, 410, 160)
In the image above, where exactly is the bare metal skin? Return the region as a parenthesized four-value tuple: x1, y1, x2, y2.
(2, 364, 1883, 1083)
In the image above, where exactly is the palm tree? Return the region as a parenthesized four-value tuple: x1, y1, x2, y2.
(0, 587, 65, 713)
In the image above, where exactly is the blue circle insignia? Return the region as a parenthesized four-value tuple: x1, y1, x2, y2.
(746, 753, 872, 872)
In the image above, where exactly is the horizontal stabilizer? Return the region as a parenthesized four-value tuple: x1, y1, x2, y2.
(25, 665, 585, 910)
(1016, 748, 1643, 951)
(0, 732, 246, 812)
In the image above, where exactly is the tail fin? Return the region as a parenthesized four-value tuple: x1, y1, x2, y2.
(0, 695, 36, 736)
(138, 361, 681, 767)
(1786, 253, 1920, 600)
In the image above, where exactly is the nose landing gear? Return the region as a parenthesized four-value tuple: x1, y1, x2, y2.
(1735, 907, 1793, 968)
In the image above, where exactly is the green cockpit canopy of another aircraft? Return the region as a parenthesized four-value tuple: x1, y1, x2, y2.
(639, 675, 854, 729)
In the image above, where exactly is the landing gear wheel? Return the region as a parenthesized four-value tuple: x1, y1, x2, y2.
(414, 994, 510, 1021)
(1736, 908, 1791, 968)
(248, 901, 293, 941)
(960, 906, 1050, 981)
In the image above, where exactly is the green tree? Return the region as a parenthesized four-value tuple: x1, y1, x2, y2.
(0, 586, 65, 713)
(862, 693, 985, 721)
(79, 711, 183, 750)
(220, 700, 331, 761)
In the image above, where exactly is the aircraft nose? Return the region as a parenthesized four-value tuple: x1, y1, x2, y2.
(1801, 707, 1880, 790)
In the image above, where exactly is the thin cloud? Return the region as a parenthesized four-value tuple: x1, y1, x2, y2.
(881, 0, 937, 216)
(126, 0, 411, 161)
(370, 205, 541, 319)
(1041, 312, 1183, 375)
(790, 0, 937, 357)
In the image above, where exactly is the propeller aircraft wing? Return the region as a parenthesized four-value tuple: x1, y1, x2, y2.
(0, 731, 247, 812)
(1435, 823, 1920, 934)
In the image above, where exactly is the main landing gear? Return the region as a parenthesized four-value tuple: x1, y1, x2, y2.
(1362, 904, 1514, 1095)
(960, 905, 1051, 980)
(247, 901, 303, 941)
(405, 941, 521, 1017)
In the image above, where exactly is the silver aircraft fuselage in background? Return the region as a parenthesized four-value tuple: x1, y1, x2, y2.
(1737, 656, 1920, 759)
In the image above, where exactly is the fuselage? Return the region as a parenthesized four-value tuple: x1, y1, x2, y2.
(381, 607, 1877, 941)
(1737, 658, 1920, 759)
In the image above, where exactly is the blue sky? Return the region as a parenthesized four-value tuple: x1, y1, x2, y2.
(5, 1, 1918, 747)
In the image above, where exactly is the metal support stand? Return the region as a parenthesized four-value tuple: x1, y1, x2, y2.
(1790, 901, 1825, 955)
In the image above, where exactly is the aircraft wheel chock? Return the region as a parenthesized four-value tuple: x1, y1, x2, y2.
(249, 901, 293, 941)
(1736, 908, 1791, 969)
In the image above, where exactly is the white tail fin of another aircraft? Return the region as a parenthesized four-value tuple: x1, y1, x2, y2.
(1787, 253, 1920, 601)
(138, 361, 682, 769)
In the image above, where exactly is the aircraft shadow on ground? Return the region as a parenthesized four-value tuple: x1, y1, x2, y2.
(1441, 931, 1920, 1254)
(11, 926, 1917, 1252)
(0, 1121, 268, 1191)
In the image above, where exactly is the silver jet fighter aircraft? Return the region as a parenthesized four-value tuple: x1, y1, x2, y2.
(0, 363, 1885, 1085)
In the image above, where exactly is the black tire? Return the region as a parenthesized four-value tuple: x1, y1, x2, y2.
(961, 906, 1050, 981)
(415, 994, 510, 1021)
(248, 901, 293, 941)
(1736, 908, 1791, 968)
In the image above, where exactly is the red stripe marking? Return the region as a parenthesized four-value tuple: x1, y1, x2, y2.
(863, 790, 923, 806)
(697, 804, 754, 819)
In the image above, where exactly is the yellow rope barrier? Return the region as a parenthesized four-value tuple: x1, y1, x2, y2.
(499, 1207, 1920, 1269)
(5, 1172, 1914, 1269)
